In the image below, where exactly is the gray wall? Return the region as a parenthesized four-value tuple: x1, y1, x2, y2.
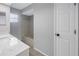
(10, 3, 54, 55)
(10, 7, 34, 40)
(20, 15, 30, 38)
(33, 3, 54, 55)
(21, 15, 34, 48)
(10, 7, 22, 40)
(29, 15, 34, 38)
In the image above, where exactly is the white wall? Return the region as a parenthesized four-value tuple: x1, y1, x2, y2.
(33, 3, 54, 55)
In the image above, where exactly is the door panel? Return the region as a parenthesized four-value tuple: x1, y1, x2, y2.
(56, 38, 70, 56)
(54, 3, 76, 56)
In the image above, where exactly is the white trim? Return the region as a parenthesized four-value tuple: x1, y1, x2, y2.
(34, 48, 48, 56)
(53, 3, 56, 56)
(74, 3, 78, 56)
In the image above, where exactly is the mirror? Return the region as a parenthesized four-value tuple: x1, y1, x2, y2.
(0, 12, 6, 25)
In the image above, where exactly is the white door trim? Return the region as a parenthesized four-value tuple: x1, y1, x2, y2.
(74, 3, 78, 56)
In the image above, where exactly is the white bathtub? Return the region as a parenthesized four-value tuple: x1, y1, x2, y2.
(0, 34, 30, 56)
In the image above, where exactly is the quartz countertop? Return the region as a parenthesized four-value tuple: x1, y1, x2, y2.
(0, 34, 30, 56)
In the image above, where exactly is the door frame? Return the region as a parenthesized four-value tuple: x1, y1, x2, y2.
(53, 3, 78, 56)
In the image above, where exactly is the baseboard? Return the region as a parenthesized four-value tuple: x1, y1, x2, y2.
(34, 48, 48, 56)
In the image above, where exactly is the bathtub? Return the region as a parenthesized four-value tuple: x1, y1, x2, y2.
(0, 34, 30, 56)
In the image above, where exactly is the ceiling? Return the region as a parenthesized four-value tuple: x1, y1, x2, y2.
(22, 9, 34, 16)
(3, 3, 32, 10)
(3, 3, 33, 16)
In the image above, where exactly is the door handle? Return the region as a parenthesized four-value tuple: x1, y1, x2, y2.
(55, 33, 60, 36)
(55, 33, 63, 39)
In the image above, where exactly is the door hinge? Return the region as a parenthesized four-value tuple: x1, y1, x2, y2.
(74, 29, 76, 35)
(74, 3, 76, 6)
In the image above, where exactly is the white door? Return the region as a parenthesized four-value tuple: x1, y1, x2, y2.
(54, 3, 78, 56)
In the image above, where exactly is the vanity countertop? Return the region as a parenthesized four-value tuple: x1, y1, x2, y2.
(0, 34, 30, 56)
